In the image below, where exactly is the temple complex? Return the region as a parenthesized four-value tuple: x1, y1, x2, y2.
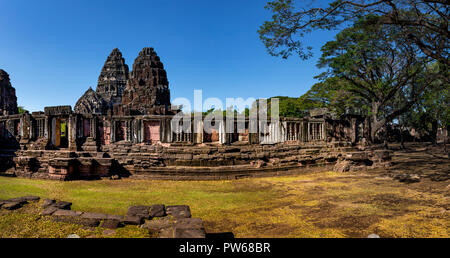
(0, 69, 18, 116)
(0, 47, 391, 180)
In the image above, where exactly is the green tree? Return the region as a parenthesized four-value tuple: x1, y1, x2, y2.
(316, 16, 435, 142)
(18, 106, 28, 114)
(399, 64, 449, 144)
(258, 0, 449, 65)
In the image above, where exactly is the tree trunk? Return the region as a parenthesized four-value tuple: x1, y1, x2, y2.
(431, 120, 438, 146)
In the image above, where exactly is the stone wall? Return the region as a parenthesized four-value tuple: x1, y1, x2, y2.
(2, 141, 392, 181)
(0, 69, 18, 116)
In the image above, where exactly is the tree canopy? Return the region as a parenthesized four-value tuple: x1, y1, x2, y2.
(258, 0, 449, 65)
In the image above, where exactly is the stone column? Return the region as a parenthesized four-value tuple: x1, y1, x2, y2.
(111, 120, 115, 143)
(195, 119, 203, 144)
(134, 119, 140, 143)
(90, 117, 96, 140)
(281, 121, 287, 142)
(218, 120, 225, 144)
(351, 118, 357, 144)
(125, 120, 131, 142)
(44, 117, 49, 139)
(68, 115, 77, 151)
(294, 123, 298, 141)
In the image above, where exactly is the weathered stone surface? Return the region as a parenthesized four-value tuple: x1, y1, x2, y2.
(101, 219, 121, 229)
(127, 205, 150, 220)
(166, 205, 191, 218)
(174, 218, 204, 229)
(150, 204, 166, 217)
(81, 212, 108, 220)
(79, 218, 100, 227)
(53, 209, 83, 217)
(174, 228, 206, 238)
(110, 175, 121, 180)
(22, 196, 40, 201)
(52, 201, 72, 210)
(158, 227, 174, 238)
(6, 197, 28, 205)
(141, 217, 173, 232)
(74, 48, 129, 115)
(334, 160, 351, 172)
(96, 48, 129, 111)
(123, 215, 143, 225)
(2, 202, 22, 210)
(102, 229, 116, 237)
(74, 87, 105, 114)
(0, 69, 18, 115)
(41, 206, 58, 216)
(394, 174, 421, 183)
(119, 47, 173, 115)
(42, 199, 56, 208)
(106, 214, 124, 221)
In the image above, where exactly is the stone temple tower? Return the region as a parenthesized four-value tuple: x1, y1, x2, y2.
(120, 47, 171, 115)
(75, 48, 129, 114)
(0, 69, 18, 115)
(96, 48, 129, 110)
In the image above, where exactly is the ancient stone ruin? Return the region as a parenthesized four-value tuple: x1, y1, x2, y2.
(75, 48, 130, 114)
(0, 47, 392, 180)
(0, 196, 207, 238)
(0, 69, 18, 116)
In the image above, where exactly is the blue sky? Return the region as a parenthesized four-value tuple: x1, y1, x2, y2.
(0, 0, 338, 112)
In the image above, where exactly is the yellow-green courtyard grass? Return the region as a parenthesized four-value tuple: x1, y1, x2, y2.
(1, 167, 449, 238)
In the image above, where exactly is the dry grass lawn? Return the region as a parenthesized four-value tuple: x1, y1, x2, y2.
(0, 145, 448, 238)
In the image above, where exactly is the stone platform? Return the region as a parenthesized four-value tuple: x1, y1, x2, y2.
(0, 142, 392, 180)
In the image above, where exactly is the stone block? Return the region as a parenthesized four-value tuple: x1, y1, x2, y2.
(158, 227, 174, 238)
(150, 204, 166, 217)
(41, 206, 58, 216)
(174, 228, 206, 238)
(127, 205, 150, 220)
(6, 197, 28, 205)
(22, 196, 40, 201)
(81, 212, 108, 220)
(2, 202, 22, 210)
(79, 218, 100, 227)
(53, 209, 83, 217)
(52, 201, 72, 210)
(174, 218, 204, 230)
(42, 199, 56, 208)
(141, 217, 173, 233)
(123, 215, 143, 225)
(101, 220, 121, 229)
(166, 205, 191, 218)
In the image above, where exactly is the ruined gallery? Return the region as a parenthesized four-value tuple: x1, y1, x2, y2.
(0, 47, 391, 180)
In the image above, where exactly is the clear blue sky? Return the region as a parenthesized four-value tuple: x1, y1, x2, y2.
(0, 0, 337, 112)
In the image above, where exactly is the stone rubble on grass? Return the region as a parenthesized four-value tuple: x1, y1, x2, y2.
(166, 205, 191, 218)
(368, 234, 380, 238)
(41, 206, 58, 216)
(42, 199, 56, 208)
(102, 229, 116, 237)
(127, 205, 150, 220)
(2, 202, 23, 210)
(393, 173, 421, 183)
(150, 204, 166, 217)
(52, 201, 72, 210)
(1, 195, 207, 238)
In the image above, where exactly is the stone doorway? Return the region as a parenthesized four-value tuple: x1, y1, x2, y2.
(52, 118, 68, 148)
(144, 121, 160, 143)
(115, 121, 125, 141)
